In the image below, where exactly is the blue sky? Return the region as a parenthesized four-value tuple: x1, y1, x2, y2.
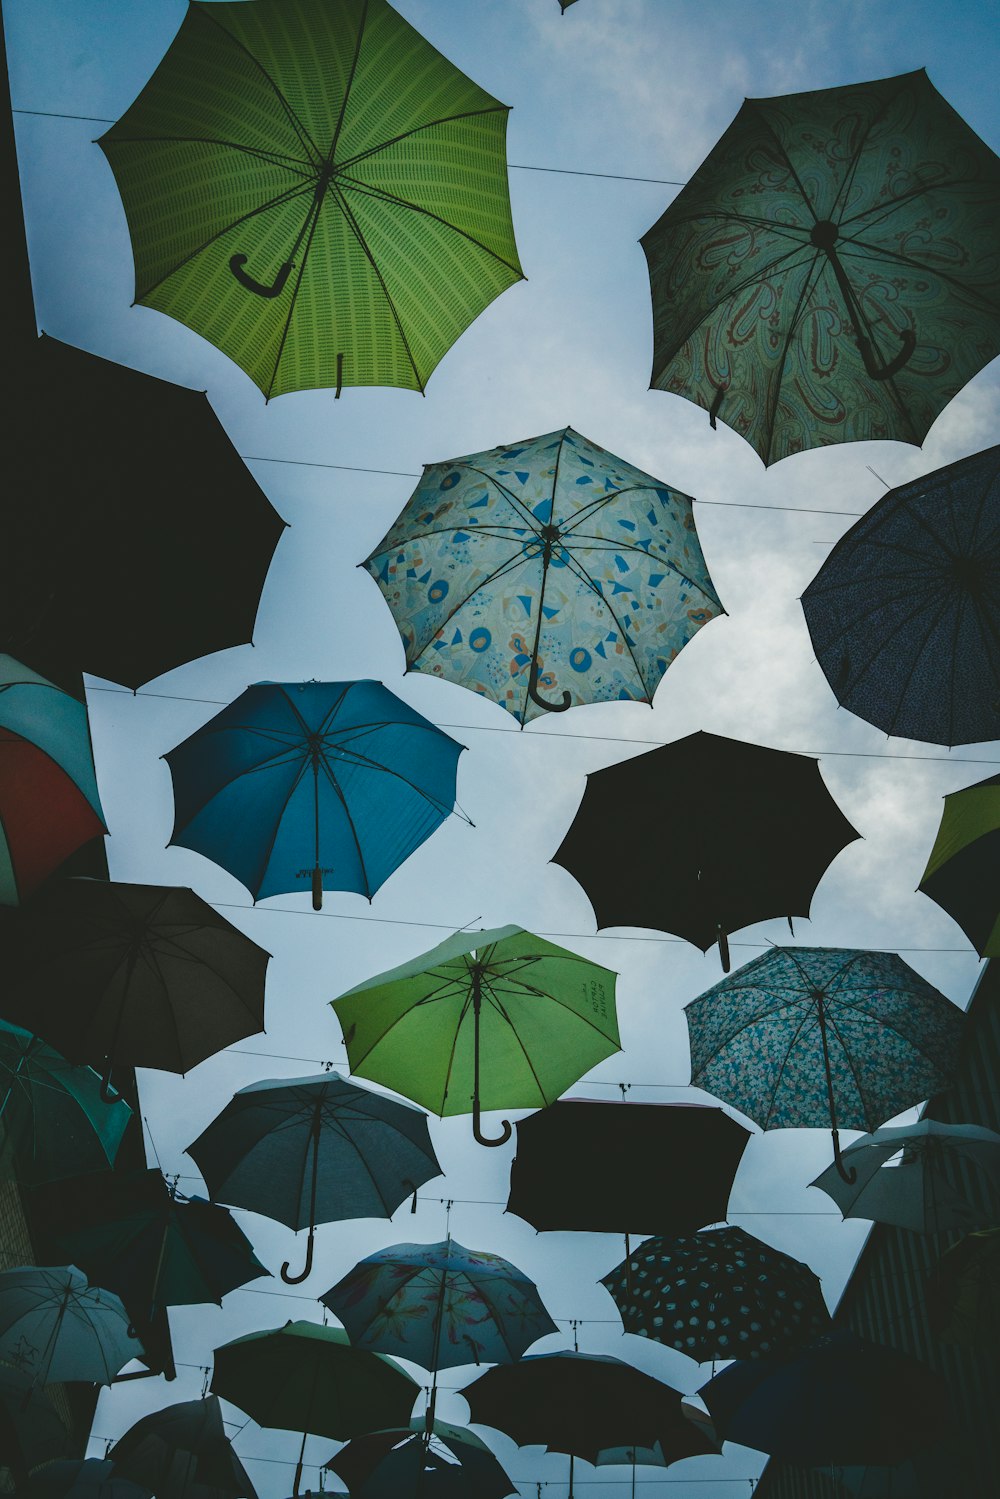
(6, 1, 999, 1494)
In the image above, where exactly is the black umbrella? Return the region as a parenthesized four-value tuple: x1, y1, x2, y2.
(4, 334, 286, 690)
(325, 1420, 515, 1499)
(802, 445, 1000, 747)
(0, 1361, 68, 1482)
(108, 1395, 258, 1499)
(5, 880, 270, 1098)
(21, 1461, 150, 1499)
(552, 730, 860, 969)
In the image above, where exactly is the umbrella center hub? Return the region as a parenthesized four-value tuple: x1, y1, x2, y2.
(948, 555, 985, 596)
(540, 523, 561, 547)
(809, 219, 839, 252)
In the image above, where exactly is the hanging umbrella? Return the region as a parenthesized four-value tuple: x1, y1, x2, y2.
(801, 446, 1000, 747)
(600, 1225, 831, 1362)
(164, 678, 465, 910)
(0, 1018, 132, 1186)
(5, 879, 270, 1098)
(505, 1099, 751, 1263)
(21, 1461, 150, 1499)
(0, 1265, 143, 1385)
(0, 655, 105, 906)
(552, 730, 859, 969)
(0, 1361, 68, 1479)
(926, 1226, 1000, 1346)
(187, 1071, 442, 1283)
(684, 948, 964, 1181)
(361, 426, 722, 723)
(212, 1321, 418, 1497)
(836, 1447, 958, 1498)
(108, 1395, 259, 1499)
(5, 334, 285, 691)
(31, 1167, 271, 1322)
(325, 1420, 515, 1499)
(698, 1331, 952, 1464)
(331, 926, 620, 1146)
(640, 70, 1000, 466)
(919, 772, 1000, 953)
(593, 1417, 724, 1499)
(97, 0, 523, 401)
(809, 1120, 1000, 1235)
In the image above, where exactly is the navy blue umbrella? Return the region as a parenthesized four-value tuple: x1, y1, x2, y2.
(165, 680, 465, 909)
(801, 445, 1000, 747)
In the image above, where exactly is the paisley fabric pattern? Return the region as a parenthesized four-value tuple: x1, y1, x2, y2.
(600, 1225, 831, 1362)
(322, 1238, 557, 1370)
(641, 71, 1000, 464)
(685, 947, 964, 1131)
(362, 427, 722, 723)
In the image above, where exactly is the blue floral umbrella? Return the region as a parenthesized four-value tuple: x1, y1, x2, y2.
(362, 427, 722, 724)
(164, 679, 465, 909)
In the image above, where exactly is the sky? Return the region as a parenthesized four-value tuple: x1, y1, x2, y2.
(6, 0, 1000, 1494)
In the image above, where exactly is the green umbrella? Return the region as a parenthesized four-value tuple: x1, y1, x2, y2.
(641, 70, 1000, 464)
(919, 773, 1000, 957)
(98, 0, 523, 400)
(331, 926, 620, 1147)
(211, 1321, 417, 1497)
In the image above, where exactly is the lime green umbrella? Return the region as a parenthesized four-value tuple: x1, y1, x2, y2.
(919, 773, 999, 957)
(98, 0, 523, 400)
(331, 926, 620, 1147)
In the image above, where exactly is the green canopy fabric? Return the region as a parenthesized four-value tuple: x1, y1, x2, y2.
(98, 0, 523, 400)
(919, 773, 1000, 956)
(332, 925, 620, 1146)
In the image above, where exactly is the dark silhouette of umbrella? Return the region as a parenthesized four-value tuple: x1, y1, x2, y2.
(97, 0, 523, 400)
(5, 880, 270, 1099)
(187, 1071, 442, 1283)
(164, 679, 465, 910)
(801, 446, 1000, 747)
(21, 1460, 150, 1499)
(699, 1331, 952, 1464)
(108, 1395, 259, 1499)
(325, 1420, 515, 1499)
(685, 948, 964, 1182)
(926, 1227, 1000, 1346)
(919, 772, 999, 955)
(600, 1225, 831, 1362)
(552, 730, 859, 969)
(641, 71, 1000, 465)
(0, 1361, 68, 1482)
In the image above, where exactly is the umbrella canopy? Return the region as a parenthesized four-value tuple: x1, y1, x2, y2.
(640, 70, 1000, 466)
(0, 1361, 68, 1479)
(361, 426, 722, 724)
(836, 1448, 958, 1498)
(325, 1421, 515, 1499)
(5, 880, 270, 1096)
(506, 1099, 751, 1240)
(0, 656, 105, 906)
(212, 1321, 417, 1497)
(551, 730, 859, 969)
(187, 1071, 441, 1283)
(0, 1265, 143, 1386)
(698, 1331, 952, 1465)
(4, 334, 285, 691)
(685, 948, 965, 1180)
(919, 771, 1000, 955)
(600, 1225, 831, 1362)
(331, 926, 620, 1147)
(164, 678, 465, 910)
(108, 1395, 259, 1499)
(809, 1120, 1000, 1236)
(801, 446, 1000, 747)
(31, 1168, 271, 1321)
(0, 1018, 132, 1186)
(926, 1226, 1000, 1346)
(97, 0, 523, 400)
(21, 1461, 150, 1499)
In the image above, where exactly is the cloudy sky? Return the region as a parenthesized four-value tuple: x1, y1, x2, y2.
(6, 0, 999, 1494)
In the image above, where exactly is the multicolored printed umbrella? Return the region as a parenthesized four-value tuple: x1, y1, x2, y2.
(685, 948, 964, 1180)
(331, 926, 620, 1146)
(0, 655, 105, 906)
(641, 70, 1000, 465)
(919, 772, 1000, 955)
(325, 1420, 515, 1499)
(600, 1225, 831, 1362)
(362, 427, 722, 724)
(98, 0, 523, 399)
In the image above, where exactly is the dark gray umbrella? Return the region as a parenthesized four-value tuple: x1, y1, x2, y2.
(22, 1462, 149, 1499)
(108, 1395, 258, 1499)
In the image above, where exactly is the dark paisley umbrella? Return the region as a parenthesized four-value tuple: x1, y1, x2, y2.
(801, 446, 1000, 747)
(600, 1225, 831, 1362)
(552, 731, 859, 969)
(108, 1395, 259, 1499)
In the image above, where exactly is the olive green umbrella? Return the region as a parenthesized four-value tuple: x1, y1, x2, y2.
(331, 926, 620, 1146)
(919, 773, 999, 957)
(98, 0, 523, 400)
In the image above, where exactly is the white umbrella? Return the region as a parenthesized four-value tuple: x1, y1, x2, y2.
(809, 1120, 1000, 1235)
(0, 1265, 144, 1385)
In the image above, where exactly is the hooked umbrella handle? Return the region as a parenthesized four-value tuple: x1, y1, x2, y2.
(472, 1096, 512, 1148)
(527, 654, 571, 714)
(229, 253, 293, 299)
(831, 1128, 857, 1185)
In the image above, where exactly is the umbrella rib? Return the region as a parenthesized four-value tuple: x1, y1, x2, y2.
(754, 1002, 820, 1130)
(246, 752, 312, 900)
(407, 543, 546, 662)
(261, 190, 327, 401)
(560, 534, 722, 605)
(834, 233, 1000, 317)
(761, 252, 830, 463)
(818, 1005, 875, 1130)
(196, 4, 323, 165)
(654, 243, 822, 364)
(337, 174, 524, 278)
(459, 465, 547, 531)
(105, 134, 314, 175)
(368, 523, 533, 550)
(557, 549, 657, 697)
(329, 182, 426, 392)
(478, 974, 551, 1103)
(326, 0, 369, 166)
(748, 100, 822, 223)
(315, 737, 460, 822)
(336, 104, 511, 175)
(323, 1111, 400, 1217)
(827, 990, 955, 1074)
(313, 755, 373, 897)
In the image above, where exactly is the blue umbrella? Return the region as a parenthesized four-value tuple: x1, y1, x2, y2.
(164, 679, 465, 909)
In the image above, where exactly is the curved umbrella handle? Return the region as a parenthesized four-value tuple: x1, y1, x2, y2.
(856, 326, 916, 382)
(100, 1060, 121, 1104)
(831, 1128, 857, 1185)
(472, 1098, 512, 1148)
(281, 1225, 316, 1284)
(527, 655, 571, 714)
(716, 925, 731, 974)
(229, 252, 293, 299)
